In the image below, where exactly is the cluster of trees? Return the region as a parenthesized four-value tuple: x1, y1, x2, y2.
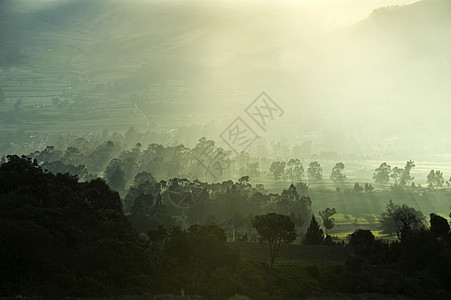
(302, 211, 340, 246)
(378, 200, 428, 240)
(0, 156, 242, 298)
(269, 160, 349, 184)
(0, 156, 342, 299)
(6, 137, 239, 190)
(330, 162, 346, 183)
(0, 155, 149, 295)
(11, 132, 451, 192)
(352, 182, 374, 192)
(252, 208, 339, 268)
(251, 200, 451, 298)
(346, 211, 451, 299)
(427, 169, 446, 188)
(2, 156, 451, 299)
(373, 160, 415, 186)
(124, 172, 313, 241)
(252, 213, 296, 267)
(269, 159, 304, 182)
(372, 160, 451, 189)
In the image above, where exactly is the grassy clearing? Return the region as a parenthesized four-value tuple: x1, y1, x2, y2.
(261, 180, 451, 237)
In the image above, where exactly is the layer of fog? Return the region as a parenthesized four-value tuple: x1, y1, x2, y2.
(1, 0, 450, 159)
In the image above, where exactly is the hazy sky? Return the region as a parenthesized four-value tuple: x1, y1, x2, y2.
(27, 0, 420, 31)
(306, 0, 420, 31)
(3, 0, 450, 159)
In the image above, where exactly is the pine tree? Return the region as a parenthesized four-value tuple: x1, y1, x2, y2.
(303, 215, 324, 245)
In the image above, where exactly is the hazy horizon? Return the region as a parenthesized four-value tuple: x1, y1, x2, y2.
(1, 0, 450, 160)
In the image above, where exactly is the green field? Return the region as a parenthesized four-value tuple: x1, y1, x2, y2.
(257, 180, 451, 238)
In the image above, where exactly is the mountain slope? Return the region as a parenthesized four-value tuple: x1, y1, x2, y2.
(0, 0, 451, 156)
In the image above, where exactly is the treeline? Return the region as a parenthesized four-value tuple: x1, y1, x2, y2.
(4, 130, 450, 191)
(0, 155, 336, 299)
(0, 155, 241, 297)
(1, 156, 451, 299)
(11, 137, 238, 187)
(124, 172, 312, 241)
(0, 155, 150, 296)
(345, 212, 451, 299)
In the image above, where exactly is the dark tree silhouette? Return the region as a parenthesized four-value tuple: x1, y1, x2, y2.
(348, 229, 375, 256)
(130, 193, 154, 232)
(165, 224, 239, 276)
(364, 183, 374, 192)
(303, 215, 324, 245)
(124, 171, 159, 212)
(379, 201, 426, 241)
(353, 183, 364, 192)
(147, 225, 167, 248)
(0, 155, 155, 296)
(104, 158, 126, 191)
(430, 213, 450, 236)
(252, 213, 296, 267)
(82, 178, 123, 212)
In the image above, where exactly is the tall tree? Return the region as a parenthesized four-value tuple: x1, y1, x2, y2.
(252, 213, 296, 267)
(330, 162, 346, 183)
(400, 160, 415, 186)
(353, 182, 364, 192)
(285, 159, 304, 183)
(391, 167, 403, 185)
(319, 207, 337, 234)
(307, 162, 322, 184)
(373, 162, 391, 185)
(303, 215, 324, 245)
(104, 159, 126, 191)
(427, 170, 444, 188)
(364, 183, 374, 192)
(269, 161, 286, 182)
(379, 201, 426, 241)
(130, 193, 154, 232)
(348, 229, 375, 256)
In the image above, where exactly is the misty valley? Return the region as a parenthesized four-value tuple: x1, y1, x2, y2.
(1, 0, 451, 299)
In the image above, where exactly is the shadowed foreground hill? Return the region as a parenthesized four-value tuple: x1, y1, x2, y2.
(0, 156, 240, 298)
(1, 156, 451, 299)
(0, 155, 155, 296)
